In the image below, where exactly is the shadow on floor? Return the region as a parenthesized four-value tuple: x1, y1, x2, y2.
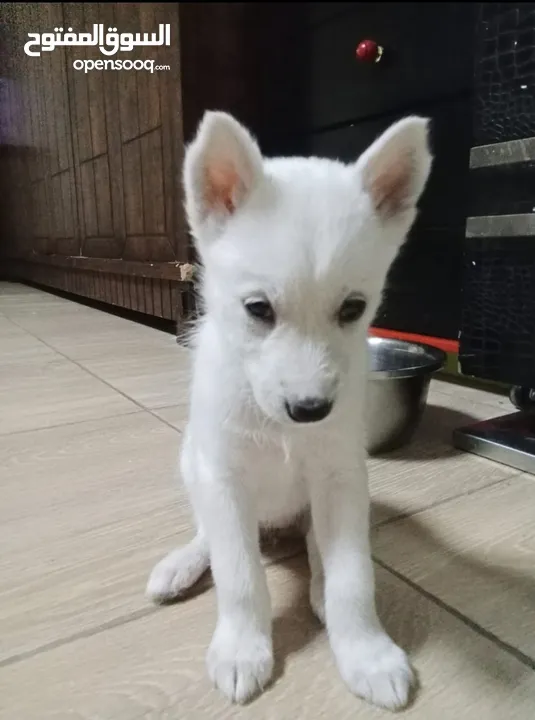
(269, 508, 534, 693)
(156, 503, 534, 699)
(373, 501, 535, 672)
(372, 403, 482, 461)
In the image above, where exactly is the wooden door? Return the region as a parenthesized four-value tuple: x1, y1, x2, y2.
(63, 3, 186, 264)
(2, 2, 190, 320)
(1, 3, 78, 259)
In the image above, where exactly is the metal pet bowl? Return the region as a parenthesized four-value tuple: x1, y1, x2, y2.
(366, 337, 446, 455)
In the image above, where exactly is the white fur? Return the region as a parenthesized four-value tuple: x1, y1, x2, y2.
(147, 111, 432, 709)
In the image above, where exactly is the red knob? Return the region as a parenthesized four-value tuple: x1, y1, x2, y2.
(356, 39, 383, 63)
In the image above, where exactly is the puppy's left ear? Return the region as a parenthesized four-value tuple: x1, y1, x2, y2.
(183, 111, 264, 248)
(356, 116, 432, 222)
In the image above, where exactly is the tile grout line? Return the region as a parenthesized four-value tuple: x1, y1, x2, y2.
(428, 388, 510, 414)
(148, 412, 184, 434)
(374, 473, 524, 529)
(0, 607, 159, 669)
(373, 556, 535, 671)
(0, 408, 145, 439)
(0, 546, 306, 670)
(0, 314, 61, 347)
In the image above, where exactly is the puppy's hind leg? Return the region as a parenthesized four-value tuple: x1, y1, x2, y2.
(306, 527, 325, 624)
(146, 531, 210, 603)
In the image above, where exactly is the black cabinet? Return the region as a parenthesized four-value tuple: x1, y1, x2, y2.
(305, 3, 474, 132)
(459, 2, 535, 385)
(307, 97, 472, 340)
(260, 3, 475, 342)
(474, 2, 535, 144)
(300, 4, 475, 341)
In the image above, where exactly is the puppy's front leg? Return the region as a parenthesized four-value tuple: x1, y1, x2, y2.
(189, 464, 273, 704)
(309, 457, 414, 711)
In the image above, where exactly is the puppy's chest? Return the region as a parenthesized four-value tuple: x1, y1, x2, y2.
(240, 437, 308, 527)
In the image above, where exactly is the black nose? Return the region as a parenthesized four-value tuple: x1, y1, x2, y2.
(285, 397, 333, 423)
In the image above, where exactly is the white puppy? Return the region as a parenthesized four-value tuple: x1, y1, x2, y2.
(147, 111, 432, 710)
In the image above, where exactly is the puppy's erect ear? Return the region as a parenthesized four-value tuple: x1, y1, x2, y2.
(183, 111, 264, 245)
(356, 116, 432, 221)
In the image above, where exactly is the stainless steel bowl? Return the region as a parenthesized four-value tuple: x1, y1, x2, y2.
(366, 337, 446, 455)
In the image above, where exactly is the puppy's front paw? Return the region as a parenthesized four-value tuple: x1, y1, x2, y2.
(336, 633, 414, 711)
(207, 623, 274, 704)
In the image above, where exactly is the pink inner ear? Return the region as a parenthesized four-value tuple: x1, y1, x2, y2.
(205, 162, 240, 214)
(371, 156, 411, 218)
(369, 155, 412, 218)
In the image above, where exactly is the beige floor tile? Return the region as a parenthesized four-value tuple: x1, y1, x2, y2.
(0, 412, 185, 662)
(0, 281, 40, 294)
(0, 282, 177, 355)
(3, 299, 122, 325)
(7, 306, 191, 408)
(4, 300, 168, 351)
(373, 475, 535, 661)
(0, 289, 75, 321)
(76, 344, 192, 408)
(0, 314, 29, 335)
(0, 413, 300, 664)
(432, 377, 512, 414)
(63, 327, 178, 364)
(1, 556, 534, 720)
(0, 285, 190, 409)
(0, 353, 139, 435)
(0, 316, 56, 362)
(369, 451, 517, 525)
(428, 379, 509, 418)
(0, 282, 66, 306)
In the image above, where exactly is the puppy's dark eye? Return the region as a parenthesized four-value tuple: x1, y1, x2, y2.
(244, 299, 275, 325)
(338, 296, 367, 326)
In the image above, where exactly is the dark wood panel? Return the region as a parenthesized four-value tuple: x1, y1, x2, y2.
(158, 279, 168, 319)
(140, 130, 166, 235)
(138, 3, 162, 134)
(79, 161, 98, 239)
(50, 174, 65, 241)
(4, 260, 187, 322)
(122, 139, 144, 236)
(152, 278, 163, 318)
(41, 5, 59, 176)
(9, 255, 190, 280)
(82, 236, 122, 259)
(93, 156, 113, 237)
(123, 236, 175, 263)
(118, 70, 140, 143)
(60, 170, 77, 242)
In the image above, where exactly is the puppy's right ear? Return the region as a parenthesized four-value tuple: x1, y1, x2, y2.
(183, 111, 264, 248)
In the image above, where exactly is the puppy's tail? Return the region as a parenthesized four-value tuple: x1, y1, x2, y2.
(146, 533, 210, 603)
